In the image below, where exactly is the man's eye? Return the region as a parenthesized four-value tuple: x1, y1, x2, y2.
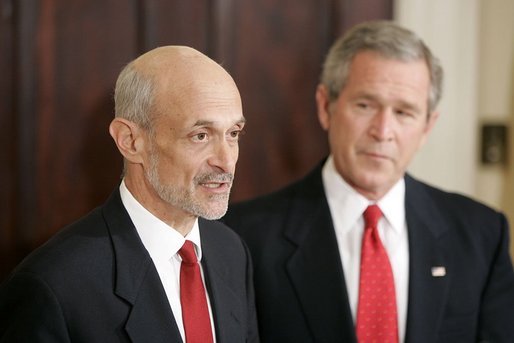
(229, 128, 245, 140)
(395, 109, 412, 117)
(356, 102, 374, 112)
(195, 133, 207, 141)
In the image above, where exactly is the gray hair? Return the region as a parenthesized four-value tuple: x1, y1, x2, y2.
(320, 20, 443, 113)
(114, 61, 156, 175)
(114, 61, 155, 130)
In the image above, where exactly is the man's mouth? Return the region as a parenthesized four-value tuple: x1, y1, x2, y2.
(196, 173, 234, 191)
(201, 182, 228, 189)
(365, 152, 389, 159)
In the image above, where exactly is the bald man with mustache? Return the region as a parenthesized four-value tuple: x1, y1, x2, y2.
(0, 46, 259, 343)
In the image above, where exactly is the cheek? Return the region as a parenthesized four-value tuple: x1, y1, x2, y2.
(231, 143, 240, 158)
(328, 116, 362, 146)
(233, 149, 240, 169)
(399, 131, 426, 159)
(328, 130, 357, 166)
(154, 151, 193, 178)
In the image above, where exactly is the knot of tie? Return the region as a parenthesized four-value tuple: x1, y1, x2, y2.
(178, 240, 197, 264)
(364, 204, 382, 229)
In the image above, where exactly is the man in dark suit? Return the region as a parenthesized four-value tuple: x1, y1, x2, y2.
(223, 21, 514, 342)
(0, 46, 259, 342)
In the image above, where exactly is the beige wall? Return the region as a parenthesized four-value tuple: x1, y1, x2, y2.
(481, 0, 514, 256)
(394, 0, 514, 256)
(477, 0, 514, 212)
(395, 0, 479, 198)
(478, 0, 514, 256)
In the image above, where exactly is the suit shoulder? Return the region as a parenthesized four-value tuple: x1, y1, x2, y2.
(222, 182, 300, 236)
(199, 218, 251, 261)
(201, 218, 243, 242)
(417, 179, 501, 215)
(226, 167, 323, 219)
(6, 206, 111, 283)
(407, 176, 507, 234)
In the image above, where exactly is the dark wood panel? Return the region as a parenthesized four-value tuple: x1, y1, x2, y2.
(1, 0, 392, 281)
(20, 0, 138, 245)
(224, 0, 392, 201)
(225, 0, 331, 201)
(0, 0, 16, 277)
(140, 0, 211, 53)
(336, 0, 393, 35)
(13, 0, 41, 263)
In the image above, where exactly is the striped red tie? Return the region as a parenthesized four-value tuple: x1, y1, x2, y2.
(356, 205, 398, 343)
(178, 240, 214, 343)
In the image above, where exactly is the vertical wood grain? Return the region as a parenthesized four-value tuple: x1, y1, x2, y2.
(0, 0, 392, 281)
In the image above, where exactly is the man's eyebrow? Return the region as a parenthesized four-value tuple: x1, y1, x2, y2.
(192, 117, 246, 127)
(354, 93, 423, 113)
(395, 100, 423, 114)
(192, 120, 215, 127)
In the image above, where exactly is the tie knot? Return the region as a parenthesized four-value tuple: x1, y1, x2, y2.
(364, 204, 382, 228)
(178, 240, 198, 264)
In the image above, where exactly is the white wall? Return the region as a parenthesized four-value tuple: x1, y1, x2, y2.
(394, 0, 514, 255)
(476, 0, 514, 209)
(394, 0, 480, 200)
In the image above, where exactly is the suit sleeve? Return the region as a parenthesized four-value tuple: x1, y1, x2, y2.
(0, 272, 71, 343)
(478, 213, 514, 342)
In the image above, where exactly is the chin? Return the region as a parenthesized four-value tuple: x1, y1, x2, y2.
(200, 208, 227, 220)
(354, 174, 388, 190)
(201, 200, 229, 219)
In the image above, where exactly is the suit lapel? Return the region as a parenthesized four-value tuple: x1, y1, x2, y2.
(404, 175, 452, 343)
(284, 167, 357, 342)
(279, 169, 454, 342)
(200, 220, 243, 342)
(102, 190, 182, 343)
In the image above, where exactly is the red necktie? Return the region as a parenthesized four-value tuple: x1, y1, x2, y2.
(356, 205, 398, 343)
(178, 240, 214, 343)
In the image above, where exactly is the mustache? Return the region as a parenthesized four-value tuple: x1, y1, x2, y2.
(195, 172, 234, 184)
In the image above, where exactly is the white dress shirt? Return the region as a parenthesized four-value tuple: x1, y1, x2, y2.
(119, 180, 216, 342)
(322, 156, 409, 342)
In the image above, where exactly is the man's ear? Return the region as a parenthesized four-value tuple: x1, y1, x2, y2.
(315, 84, 331, 131)
(109, 118, 146, 164)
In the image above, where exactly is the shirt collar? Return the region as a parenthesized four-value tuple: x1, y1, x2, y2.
(322, 155, 405, 234)
(119, 180, 203, 262)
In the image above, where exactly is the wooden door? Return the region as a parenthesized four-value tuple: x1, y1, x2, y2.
(0, 0, 392, 280)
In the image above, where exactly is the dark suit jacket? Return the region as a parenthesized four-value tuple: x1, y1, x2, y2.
(0, 189, 259, 343)
(222, 162, 514, 343)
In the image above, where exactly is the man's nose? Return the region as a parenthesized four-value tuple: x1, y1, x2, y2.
(208, 140, 238, 172)
(369, 109, 394, 141)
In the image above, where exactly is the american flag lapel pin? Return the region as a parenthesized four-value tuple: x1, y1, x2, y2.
(431, 266, 446, 277)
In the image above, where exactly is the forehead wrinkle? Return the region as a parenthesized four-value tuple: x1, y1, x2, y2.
(160, 70, 239, 116)
(131, 46, 241, 132)
(192, 116, 246, 128)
